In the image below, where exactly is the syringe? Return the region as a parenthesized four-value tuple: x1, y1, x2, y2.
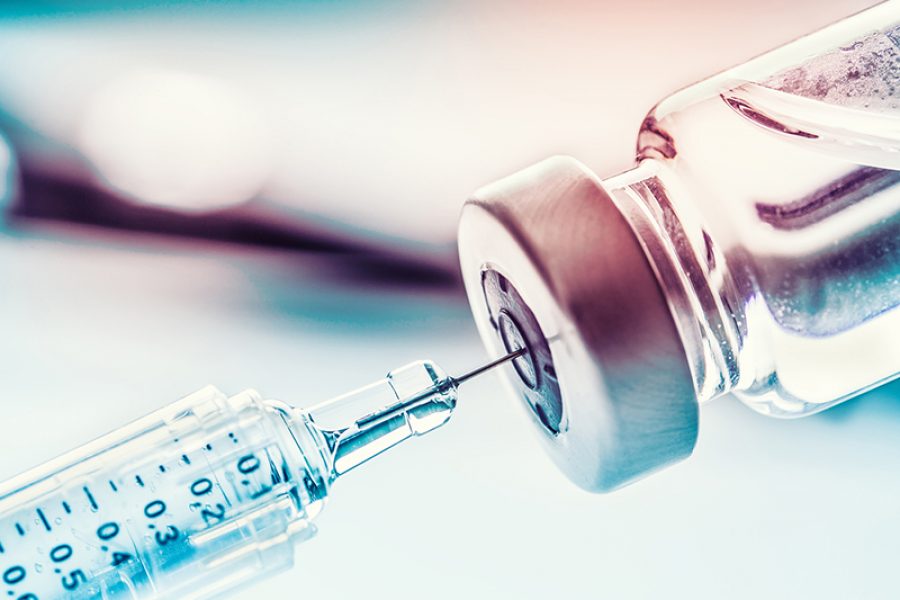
(0, 352, 523, 600)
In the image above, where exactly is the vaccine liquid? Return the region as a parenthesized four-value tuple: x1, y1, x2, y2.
(612, 12, 900, 414)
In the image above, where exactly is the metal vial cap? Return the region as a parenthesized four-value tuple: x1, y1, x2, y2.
(458, 156, 698, 492)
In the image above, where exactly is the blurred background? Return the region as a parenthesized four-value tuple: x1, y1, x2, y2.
(1, 1, 898, 599)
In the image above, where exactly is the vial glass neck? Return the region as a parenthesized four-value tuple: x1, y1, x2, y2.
(602, 159, 744, 403)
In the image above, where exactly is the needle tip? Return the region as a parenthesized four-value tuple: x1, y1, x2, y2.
(452, 348, 527, 386)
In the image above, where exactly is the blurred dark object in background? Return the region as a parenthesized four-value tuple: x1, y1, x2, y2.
(0, 0, 873, 277)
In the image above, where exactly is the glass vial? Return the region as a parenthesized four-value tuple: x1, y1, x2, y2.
(458, 2, 900, 491)
(610, 1, 900, 416)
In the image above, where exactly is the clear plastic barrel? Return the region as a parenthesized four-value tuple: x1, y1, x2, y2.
(607, 1, 900, 415)
(0, 359, 459, 600)
(0, 387, 330, 600)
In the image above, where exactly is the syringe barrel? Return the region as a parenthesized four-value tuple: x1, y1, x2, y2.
(0, 387, 330, 600)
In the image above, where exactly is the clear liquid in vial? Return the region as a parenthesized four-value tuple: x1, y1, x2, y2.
(636, 22, 900, 412)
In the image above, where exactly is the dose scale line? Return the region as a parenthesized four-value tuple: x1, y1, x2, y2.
(36, 508, 51, 532)
(83, 486, 99, 510)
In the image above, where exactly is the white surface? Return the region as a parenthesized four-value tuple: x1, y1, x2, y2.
(1, 229, 899, 599)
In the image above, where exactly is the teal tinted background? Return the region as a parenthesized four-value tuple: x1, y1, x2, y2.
(0, 1, 896, 599)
